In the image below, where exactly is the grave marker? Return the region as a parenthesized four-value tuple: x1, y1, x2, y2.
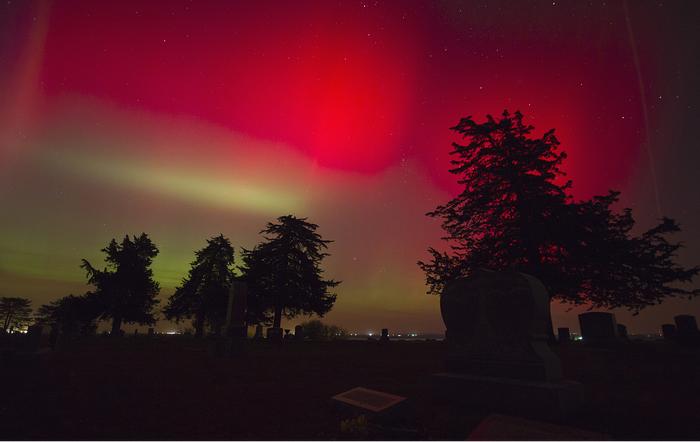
(332, 387, 406, 414)
(253, 325, 264, 339)
(578, 312, 618, 343)
(380, 328, 389, 343)
(674, 315, 699, 344)
(294, 325, 304, 341)
(661, 323, 677, 340)
(557, 327, 570, 343)
(432, 270, 582, 419)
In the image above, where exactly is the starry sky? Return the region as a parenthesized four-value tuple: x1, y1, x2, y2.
(1, 0, 699, 334)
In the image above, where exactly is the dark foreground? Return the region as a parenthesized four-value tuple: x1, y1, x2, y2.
(2, 337, 700, 440)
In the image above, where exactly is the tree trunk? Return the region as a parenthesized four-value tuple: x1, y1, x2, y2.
(3, 311, 12, 332)
(111, 316, 123, 336)
(194, 311, 205, 338)
(273, 305, 282, 329)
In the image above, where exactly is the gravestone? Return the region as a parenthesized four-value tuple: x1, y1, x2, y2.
(557, 327, 570, 343)
(578, 312, 618, 343)
(147, 327, 155, 336)
(26, 324, 52, 352)
(332, 387, 406, 414)
(225, 281, 248, 338)
(380, 328, 389, 343)
(674, 315, 699, 344)
(432, 270, 582, 419)
(267, 327, 283, 341)
(617, 324, 628, 339)
(294, 325, 304, 341)
(661, 323, 677, 340)
(253, 325, 264, 339)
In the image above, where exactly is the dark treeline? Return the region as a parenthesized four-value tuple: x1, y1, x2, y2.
(31, 215, 340, 337)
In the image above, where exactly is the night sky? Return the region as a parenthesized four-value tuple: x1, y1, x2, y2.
(1, 0, 699, 334)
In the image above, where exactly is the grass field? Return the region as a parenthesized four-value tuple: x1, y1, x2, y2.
(2, 337, 700, 440)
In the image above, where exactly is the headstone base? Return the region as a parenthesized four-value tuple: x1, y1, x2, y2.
(432, 372, 582, 420)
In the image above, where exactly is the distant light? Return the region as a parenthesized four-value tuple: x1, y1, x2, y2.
(368, 332, 373, 337)
(166, 331, 179, 335)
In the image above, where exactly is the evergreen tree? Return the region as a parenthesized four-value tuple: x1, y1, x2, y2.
(163, 235, 236, 337)
(240, 215, 340, 329)
(81, 233, 160, 335)
(0, 297, 32, 332)
(419, 111, 699, 311)
(35, 293, 101, 335)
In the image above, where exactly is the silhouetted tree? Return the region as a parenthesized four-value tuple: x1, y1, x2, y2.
(81, 233, 160, 335)
(163, 235, 236, 337)
(419, 110, 699, 312)
(35, 293, 101, 335)
(1, 297, 32, 332)
(240, 215, 340, 329)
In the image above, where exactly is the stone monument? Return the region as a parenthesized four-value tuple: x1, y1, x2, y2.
(267, 327, 283, 341)
(616, 324, 628, 339)
(26, 324, 52, 353)
(674, 315, 699, 344)
(578, 312, 618, 343)
(253, 324, 264, 339)
(294, 325, 304, 341)
(661, 323, 676, 340)
(557, 327, 570, 343)
(432, 270, 582, 419)
(380, 328, 389, 343)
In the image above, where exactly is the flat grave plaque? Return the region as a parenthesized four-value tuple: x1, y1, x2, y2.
(332, 387, 406, 413)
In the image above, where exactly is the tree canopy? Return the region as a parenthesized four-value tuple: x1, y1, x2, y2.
(35, 293, 101, 335)
(1, 297, 32, 332)
(419, 110, 699, 312)
(81, 233, 160, 334)
(163, 234, 236, 337)
(240, 215, 340, 328)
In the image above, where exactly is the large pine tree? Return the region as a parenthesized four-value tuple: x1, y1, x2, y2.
(82, 233, 160, 334)
(419, 111, 699, 311)
(240, 215, 339, 329)
(163, 234, 236, 337)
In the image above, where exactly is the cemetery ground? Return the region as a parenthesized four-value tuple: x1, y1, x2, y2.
(3, 337, 700, 440)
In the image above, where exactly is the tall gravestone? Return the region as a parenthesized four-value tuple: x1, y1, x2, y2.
(674, 315, 699, 344)
(380, 328, 389, 343)
(26, 324, 52, 353)
(267, 327, 283, 341)
(557, 327, 570, 343)
(661, 323, 676, 340)
(294, 325, 304, 341)
(432, 270, 582, 419)
(617, 324, 628, 339)
(578, 312, 618, 344)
